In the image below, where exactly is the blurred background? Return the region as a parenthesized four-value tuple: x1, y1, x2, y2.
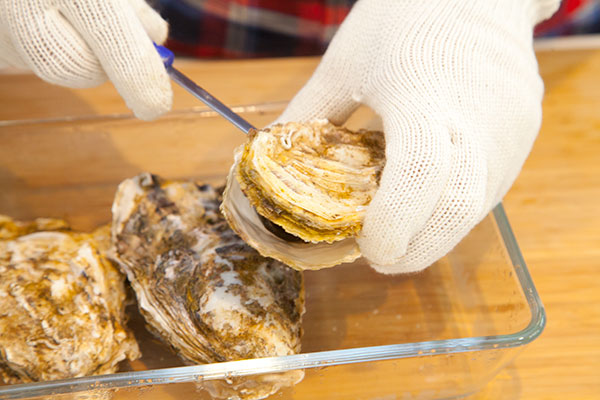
(150, 0, 600, 59)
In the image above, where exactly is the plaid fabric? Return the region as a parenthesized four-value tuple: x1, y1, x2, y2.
(153, 0, 356, 58)
(535, 0, 600, 36)
(153, 0, 600, 59)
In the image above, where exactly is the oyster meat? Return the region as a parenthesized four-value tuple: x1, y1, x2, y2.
(221, 119, 385, 270)
(0, 216, 140, 383)
(111, 173, 304, 399)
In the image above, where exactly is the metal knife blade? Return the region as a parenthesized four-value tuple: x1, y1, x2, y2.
(154, 44, 255, 134)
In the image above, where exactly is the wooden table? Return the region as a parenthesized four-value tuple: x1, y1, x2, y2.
(481, 42, 600, 399)
(1, 39, 599, 399)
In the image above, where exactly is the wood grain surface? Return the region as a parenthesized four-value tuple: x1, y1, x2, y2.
(0, 43, 599, 399)
(487, 46, 600, 400)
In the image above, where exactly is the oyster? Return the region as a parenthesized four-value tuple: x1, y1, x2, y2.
(0, 214, 70, 240)
(0, 216, 140, 383)
(110, 173, 304, 400)
(221, 119, 385, 270)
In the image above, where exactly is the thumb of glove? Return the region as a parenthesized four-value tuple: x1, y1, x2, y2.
(275, 38, 361, 125)
(356, 106, 458, 272)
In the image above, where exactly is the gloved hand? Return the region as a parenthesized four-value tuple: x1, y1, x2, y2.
(277, 0, 560, 274)
(0, 0, 171, 120)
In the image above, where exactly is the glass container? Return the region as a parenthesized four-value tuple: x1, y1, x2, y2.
(0, 104, 545, 399)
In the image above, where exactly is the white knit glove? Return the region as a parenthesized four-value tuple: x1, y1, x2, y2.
(278, 0, 560, 274)
(0, 0, 171, 120)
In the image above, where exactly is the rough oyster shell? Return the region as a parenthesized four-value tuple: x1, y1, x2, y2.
(0, 215, 70, 240)
(0, 216, 140, 383)
(221, 119, 385, 270)
(110, 173, 304, 400)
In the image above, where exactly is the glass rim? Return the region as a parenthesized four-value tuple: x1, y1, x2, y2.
(0, 101, 290, 128)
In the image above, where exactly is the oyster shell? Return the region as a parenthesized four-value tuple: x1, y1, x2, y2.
(0, 216, 140, 383)
(221, 119, 385, 270)
(0, 214, 70, 240)
(110, 173, 304, 400)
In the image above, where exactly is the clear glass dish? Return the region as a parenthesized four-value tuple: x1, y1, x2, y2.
(0, 104, 545, 400)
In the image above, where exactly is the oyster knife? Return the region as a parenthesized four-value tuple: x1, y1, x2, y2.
(154, 44, 298, 241)
(154, 44, 254, 134)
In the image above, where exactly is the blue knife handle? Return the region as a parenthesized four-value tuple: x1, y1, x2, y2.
(154, 43, 174, 68)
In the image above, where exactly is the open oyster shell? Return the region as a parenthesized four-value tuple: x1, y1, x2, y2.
(221, 119, 385, 270)
(0, 216, 140, 383)
(110, 173, 304, 400)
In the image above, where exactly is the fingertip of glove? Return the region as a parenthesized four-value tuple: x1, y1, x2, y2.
(126, 69, 173, 121)
(358, 234, 435, 275)
(367, 259, 432, 275)
(132, 0, 170, 44)
(146, 13, 169, 45)
(131, 88, 173, 121)
(356, 233, 409, 269)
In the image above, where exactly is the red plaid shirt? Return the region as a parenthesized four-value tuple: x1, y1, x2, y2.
(535, 0, 600, 36)
(152, 0, 600, 59)
(154, 0, 355, 58)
